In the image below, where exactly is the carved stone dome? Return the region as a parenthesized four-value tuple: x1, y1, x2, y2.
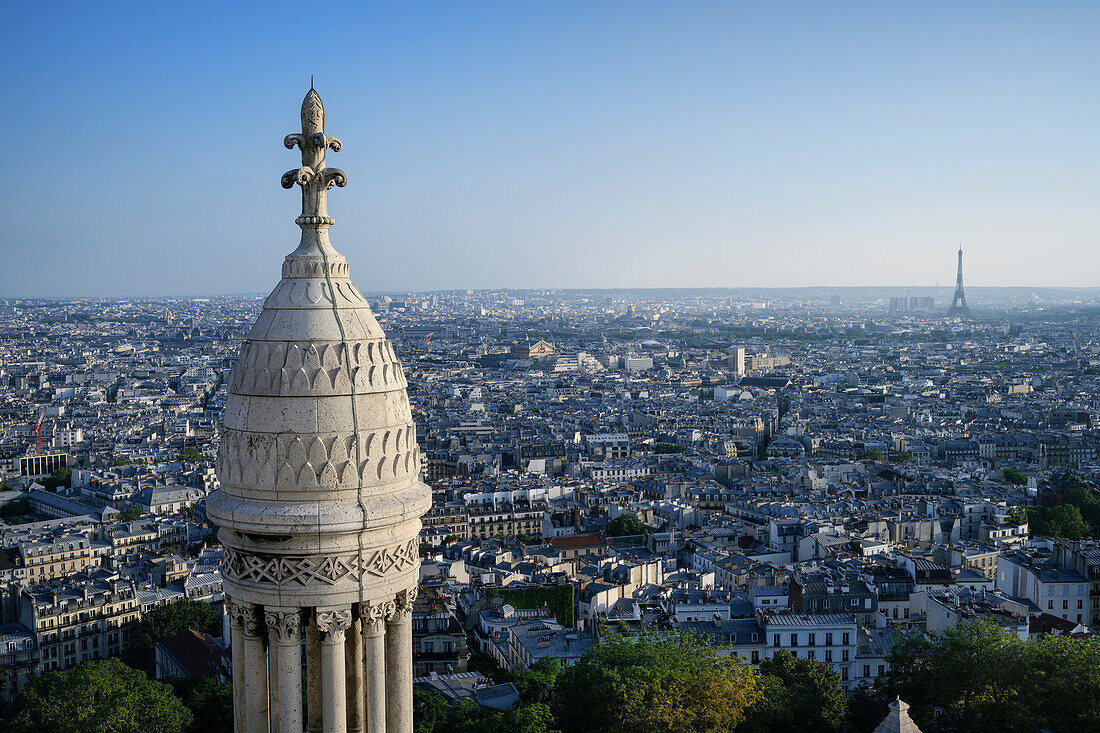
(206, 88, 431, 612)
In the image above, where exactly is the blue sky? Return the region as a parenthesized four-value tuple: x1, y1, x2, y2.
(1, 1, 1097, 296)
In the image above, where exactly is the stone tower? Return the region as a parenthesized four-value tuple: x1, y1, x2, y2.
(947, 247, 970, 317)
(207, 87, 431, 733)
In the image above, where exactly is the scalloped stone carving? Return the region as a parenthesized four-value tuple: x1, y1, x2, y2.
(217, 427, 420, 489)
(230, 337, 406, 397)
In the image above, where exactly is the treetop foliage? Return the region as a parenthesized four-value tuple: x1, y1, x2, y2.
(865, 619, 1100, 733)
(6, 657, 192, 733)
(551, 630, 762, 733)
(1028, 486, 1100, 539)
(606, 512, 645, 537)
(123, 599, 221, 676)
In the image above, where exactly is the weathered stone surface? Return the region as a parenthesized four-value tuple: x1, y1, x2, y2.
(208, 86, 426, 733)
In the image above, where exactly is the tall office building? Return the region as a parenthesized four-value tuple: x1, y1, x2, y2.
(206, 87, 430, 733)
(728, 346, 746, 377)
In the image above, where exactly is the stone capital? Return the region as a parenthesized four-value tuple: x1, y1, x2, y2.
(265, 608, 302, 644)
(225, 598, 248, 628)
(387, 586, 418, 623)
(361, 599, 396, 630)
(227, 598, 263, 636)
(315, 608, 353, 643)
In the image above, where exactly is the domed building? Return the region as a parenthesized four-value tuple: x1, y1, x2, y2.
(206, 87, 430, 733)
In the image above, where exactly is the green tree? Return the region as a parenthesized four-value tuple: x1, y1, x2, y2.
(123, 600, 221, 676)
(41, 467, 72, 490)
(172, 677, 233, 733)
(1006, 506, 1027, 525)
(551, 630, 761, 733)
(1002, 468, 1027, 486)
(512, 657, 560, 706)
(857, 449, 883, 462)
(607, 513, 645, 537)
(1021, 633, 1100, 732)
(1027, 503, 1090, 540)
(178, 447, 204, 462)
(1065, 487, 1100, 535)
(845, 683, 891, 733)
(0, 497, 31, 518)
(506, 702, 558, 733)
(741, 650, 847, 733)
(117, 507, 144, 522)
(874, 620, 1100, 733)
(7, 657, 192, 733)
(876, 621, 1028, 732)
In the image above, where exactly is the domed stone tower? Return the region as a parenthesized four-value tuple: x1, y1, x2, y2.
(206, 86, 430, 733)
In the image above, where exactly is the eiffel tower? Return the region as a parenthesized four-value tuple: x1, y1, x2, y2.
(947, 246, 971, 317)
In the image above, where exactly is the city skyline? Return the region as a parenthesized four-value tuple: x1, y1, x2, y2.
(2, 1, 1099, 297)
(2, 5, 1100, 732)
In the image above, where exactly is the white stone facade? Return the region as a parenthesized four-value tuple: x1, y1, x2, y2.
(207, 87, 430, 733)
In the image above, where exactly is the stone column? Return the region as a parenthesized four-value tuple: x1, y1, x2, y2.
(227, 599, 248, 733)
(307, 619, 322, 733)
(242, 603, 271, 733)
(363, 601, 393, 733)
(384, 589, 416, 733)
(269, 636, 280, 733)
(267, 609, 303, 733)
(345, 612, 365, 733)
(316, 608, 353, 733)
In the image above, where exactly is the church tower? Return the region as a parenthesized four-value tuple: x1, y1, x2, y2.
(207, 87, 431, 733)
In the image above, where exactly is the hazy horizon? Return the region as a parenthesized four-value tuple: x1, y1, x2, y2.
(7, 285, 1100, 305)
(2, 2, 1098, 297)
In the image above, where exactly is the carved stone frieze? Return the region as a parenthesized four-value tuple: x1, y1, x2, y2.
(222, 539, 420, 587)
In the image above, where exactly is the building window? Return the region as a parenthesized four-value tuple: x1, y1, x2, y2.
(843, 632, 850, 646)
(825, 633, 833, 646)
(825, 650, 832, 663)
(863, 664, 871, 678)
(773, 634, 780, 648)
(790, 634, 798, 647)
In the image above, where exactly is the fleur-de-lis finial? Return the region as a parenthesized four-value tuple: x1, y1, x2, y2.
(281, 85, 347, 230)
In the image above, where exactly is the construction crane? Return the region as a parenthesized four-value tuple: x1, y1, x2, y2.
(1070, 330, 1085, 372)
(34, 412, 44, 455)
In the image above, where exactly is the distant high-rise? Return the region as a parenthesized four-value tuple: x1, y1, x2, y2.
(728, 346, 745, 376)
(947, 247, 971, 317)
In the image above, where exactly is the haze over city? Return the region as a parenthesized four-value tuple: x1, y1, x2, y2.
(5, 4, 1100, 733)
(2, 1, 1098, 297)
